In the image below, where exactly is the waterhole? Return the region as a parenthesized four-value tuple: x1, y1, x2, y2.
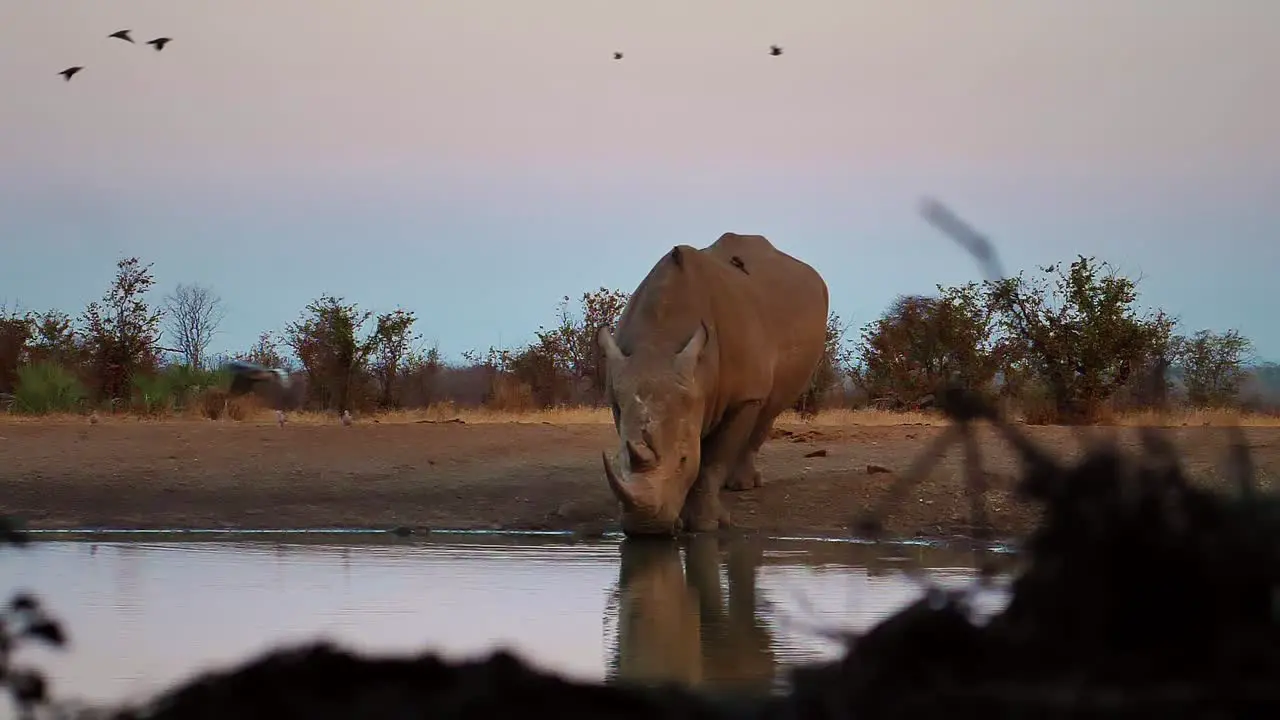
(0, 533, 1008, 711)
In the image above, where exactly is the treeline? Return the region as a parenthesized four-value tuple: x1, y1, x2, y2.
(1, 255, 1275, 423)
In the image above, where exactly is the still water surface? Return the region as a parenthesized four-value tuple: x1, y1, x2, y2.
(0, 534, 1008, 711)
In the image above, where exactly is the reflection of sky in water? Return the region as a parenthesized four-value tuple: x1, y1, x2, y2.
(0, 539, 1008, 711)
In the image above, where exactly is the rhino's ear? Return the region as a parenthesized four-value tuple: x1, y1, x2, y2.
(674, 322, 708, 379)
(598, 326, 624, 365)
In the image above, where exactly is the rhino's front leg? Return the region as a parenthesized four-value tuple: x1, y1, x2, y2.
(682, 470, 731, 533)
(725, 449, 763, 491)
(683, 400, 764, 531)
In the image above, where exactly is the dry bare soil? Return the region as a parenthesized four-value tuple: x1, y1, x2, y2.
(2, 412, 1278, 539)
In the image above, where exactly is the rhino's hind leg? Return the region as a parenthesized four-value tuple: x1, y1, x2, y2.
(687, 400, 765, 527)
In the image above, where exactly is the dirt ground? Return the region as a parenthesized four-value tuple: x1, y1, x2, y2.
(1, 416, 1277, 540)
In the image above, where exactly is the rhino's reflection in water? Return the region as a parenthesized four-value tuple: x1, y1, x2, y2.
(607, 534, 776, 693)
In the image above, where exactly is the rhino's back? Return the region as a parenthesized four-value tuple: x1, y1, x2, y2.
(613, 234, 827, 362)
(699, 233, 829, 414)
(699, 232, 828, 337)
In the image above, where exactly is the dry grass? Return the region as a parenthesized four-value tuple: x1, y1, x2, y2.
(223, 405, 951, 427)
(1108, 407, 1280, 428)
(779, 407, 946, 426)
(5, 404, 1280, 428)
(0, 412, 99, 425)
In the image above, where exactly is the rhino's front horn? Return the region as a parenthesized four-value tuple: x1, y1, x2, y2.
(602, 451, 639, 511)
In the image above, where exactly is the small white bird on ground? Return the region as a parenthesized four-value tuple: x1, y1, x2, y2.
(341, 410, 352, 427)
(276, 410, 286, 428)
(89, 410, 99, 425)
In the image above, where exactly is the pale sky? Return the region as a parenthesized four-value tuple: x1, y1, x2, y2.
(2, 1, 1277, 362)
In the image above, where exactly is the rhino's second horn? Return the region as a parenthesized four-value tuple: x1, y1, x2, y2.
(626, 440, 656, 471)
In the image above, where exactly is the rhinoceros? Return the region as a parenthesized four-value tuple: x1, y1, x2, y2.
(597, 232, 829, 536)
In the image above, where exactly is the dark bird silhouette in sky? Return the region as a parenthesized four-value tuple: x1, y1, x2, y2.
(146, 37, 172, 52)
(613, 51, 623, 60)
(58, 66, 83, 81)
(108, 30, 134, 44)
(769, 45, 783, 56)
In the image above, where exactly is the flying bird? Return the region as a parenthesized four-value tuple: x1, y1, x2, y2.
(58, 66, 83, 82)
(146, 37, 172, 52)
(223, 360, 308, 421)
(225, 359, 293, 395)
(769, 45, 783, 56)
(613, 51, 623, 60)
(108, 30, 135, 43)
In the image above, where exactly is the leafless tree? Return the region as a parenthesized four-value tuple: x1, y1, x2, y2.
(163, 283, 225, 370)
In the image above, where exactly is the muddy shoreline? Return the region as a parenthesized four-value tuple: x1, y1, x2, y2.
(1, 420, 1274, 538)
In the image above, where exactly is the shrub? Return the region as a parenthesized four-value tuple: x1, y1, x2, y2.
(195, 387, 259, 421)
(1013, 380, 1057, 426)
(199, 387, 229, 420)
(226, 393, 260, 421)
(489, 375, 536, 413)
(132, 372, 175, 415)
(162, 364, 225, 410)
(11, 362, 85, 414)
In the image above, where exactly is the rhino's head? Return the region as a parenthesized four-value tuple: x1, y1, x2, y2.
(598, 323, 709, 536)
